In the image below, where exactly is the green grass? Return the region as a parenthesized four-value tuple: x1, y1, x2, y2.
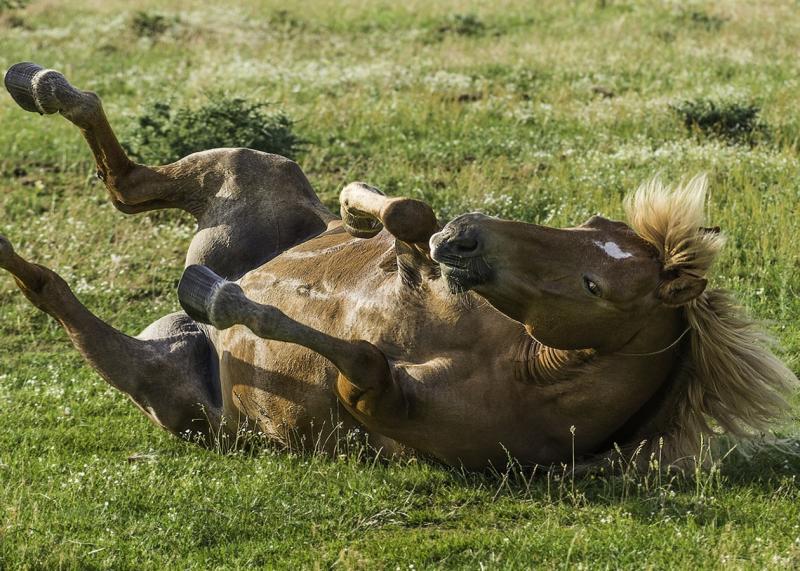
(1, 0, 799, 568)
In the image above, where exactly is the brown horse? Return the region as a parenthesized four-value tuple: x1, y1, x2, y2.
(1, 63, 796, 469)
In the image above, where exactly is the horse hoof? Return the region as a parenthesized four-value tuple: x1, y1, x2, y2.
(178, 265, 227, 324)
(341, 205, 384, 239)
(4, 62, 79, 115)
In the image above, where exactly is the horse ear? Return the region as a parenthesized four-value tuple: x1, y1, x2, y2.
(657, 274, 707, 306)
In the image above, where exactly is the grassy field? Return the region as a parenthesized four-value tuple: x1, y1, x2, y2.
(1, 0, 800, 568)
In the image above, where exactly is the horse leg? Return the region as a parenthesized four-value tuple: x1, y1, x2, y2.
(4, 62, 336, 279)
(340, 182, 441, 285)
(339, 182, 439, 245)
(5, 62, 177, 212)
(178, 265, 409, 432)
(0, 235, 223, 444)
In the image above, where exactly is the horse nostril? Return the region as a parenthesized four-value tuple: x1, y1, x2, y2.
(430, 220, 484, 261)
(451, 236, 479, 254)
(441, 228, 483, 257)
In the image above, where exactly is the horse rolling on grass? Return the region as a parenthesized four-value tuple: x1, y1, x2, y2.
(1, 62, 796, 470)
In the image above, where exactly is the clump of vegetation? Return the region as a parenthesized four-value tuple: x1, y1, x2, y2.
(266, 9, 307, 33)
(427, 12, 486, 41)
(123, 94, 304, 165)
(677, 8, 727, 31)
(671, 98, 768, 145)
(422, 12, 535, 43)
(130, 11, 175, 38)
(0, 0, 29, 12)
(441, 13, 485, 36)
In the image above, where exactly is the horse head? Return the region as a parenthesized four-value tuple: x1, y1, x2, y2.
(430, 177, 719, 354)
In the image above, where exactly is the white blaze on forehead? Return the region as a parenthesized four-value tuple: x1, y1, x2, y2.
(593, 240, 634, 260)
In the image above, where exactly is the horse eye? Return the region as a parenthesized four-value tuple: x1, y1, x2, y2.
(583, 277, 602, 297)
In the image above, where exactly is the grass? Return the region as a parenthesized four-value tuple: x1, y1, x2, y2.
(1, 0, 799, 568)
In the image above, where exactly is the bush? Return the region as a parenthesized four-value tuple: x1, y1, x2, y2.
(671, 98, 768, 144)
(0, 0, 28, 12)
(441, 13, 485, 36)
(130, 11, 174, 38)
(679, 9, 727, 31)
(123, 94, 304, 165)
(426, 13, 486, 42)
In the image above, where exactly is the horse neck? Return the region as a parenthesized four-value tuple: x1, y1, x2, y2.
(515, 307, 687, 387)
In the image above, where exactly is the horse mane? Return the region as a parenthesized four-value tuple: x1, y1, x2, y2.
(622, 175, 798, 464)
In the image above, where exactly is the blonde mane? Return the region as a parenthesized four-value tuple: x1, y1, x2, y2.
(623, 176, 798, 464)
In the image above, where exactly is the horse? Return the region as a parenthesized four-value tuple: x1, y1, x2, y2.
(2, 62, 796, 469)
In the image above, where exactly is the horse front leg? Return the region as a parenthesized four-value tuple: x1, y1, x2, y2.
(339, 182, 439, 247)
(177, 265, 409, 428)
(0, 235, 223, 443)
(340, 182, 442, 285)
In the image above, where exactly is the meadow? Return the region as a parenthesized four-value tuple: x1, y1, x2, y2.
(1, 0, 800, 568)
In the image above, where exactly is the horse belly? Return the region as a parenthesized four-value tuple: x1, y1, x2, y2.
(215, 324, 361, 450)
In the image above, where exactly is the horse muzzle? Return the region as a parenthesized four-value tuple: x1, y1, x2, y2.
(430, 214, 492, 292)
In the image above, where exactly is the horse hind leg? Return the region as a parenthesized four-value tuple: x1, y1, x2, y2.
(0, 235, 223, 444)
(4, 61, 212, 215)
(5, 62, 335, 279)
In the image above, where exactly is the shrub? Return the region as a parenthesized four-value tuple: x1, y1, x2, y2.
(671, 98, 767, 145)
(680, 9, 727, 31)
(441, 13, 485, 36)
(266, 9, 307, 32)
(130, 11, 173, 38)
(426, 13, 486, 42)
(123, 94, 304, 165)
(0, 0, 28, 12)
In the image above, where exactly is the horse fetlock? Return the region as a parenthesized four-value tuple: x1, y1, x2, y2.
(4, 62, 85, 116)
(335, 367, 405, 426)
(0, 236, 47, 294)
(0, 235, 15, 265)
(178, 264, 251, 329)
(179, 264, 227, 325)
(15, 265, 71, 315)
(208, 282, 252, 330)
(59, 90, 102, 125)
(380, 198, 439, 244)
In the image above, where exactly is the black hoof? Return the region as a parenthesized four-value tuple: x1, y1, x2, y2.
(4, 62, 78, 115)
(4, 62, 46, 113)
(178, 265, 227, 324)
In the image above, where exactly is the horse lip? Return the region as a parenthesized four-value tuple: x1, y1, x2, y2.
(429, 229, 451, 263)
(431, 246, 492, 292)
